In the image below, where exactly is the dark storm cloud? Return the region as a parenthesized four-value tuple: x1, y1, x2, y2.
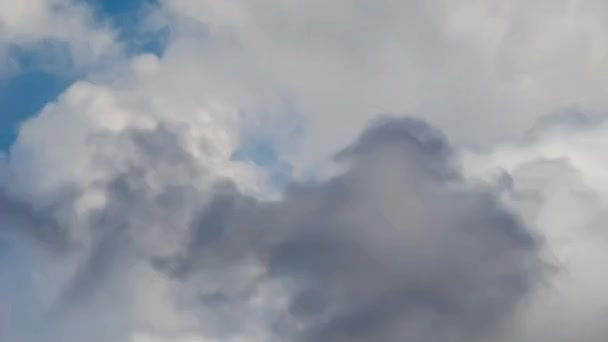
(168, 117, 543, 342)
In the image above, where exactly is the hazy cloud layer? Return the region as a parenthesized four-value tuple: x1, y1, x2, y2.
(158, 0, 608, 173)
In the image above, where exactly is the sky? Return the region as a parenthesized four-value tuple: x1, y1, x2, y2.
(3, 1, 608, 341)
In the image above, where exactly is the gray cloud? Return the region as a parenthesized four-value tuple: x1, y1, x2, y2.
(461, 110, 608, 342)
(56, 124, 206, 310)
(166, 117, 543, 342)
(0, 186, 69, 252)
(1, 116, 544, 342)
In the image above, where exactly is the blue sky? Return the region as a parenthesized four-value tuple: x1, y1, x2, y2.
(88, 0, 167, 56)
(0, 64, 72, 150)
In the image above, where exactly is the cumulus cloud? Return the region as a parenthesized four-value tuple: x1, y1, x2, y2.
(463, 111, 608, 342)
(6, 1, 608, 342)
(168, 117, 542, 342)
(0, 0, 121, 78)
(2, 115, 544, 342)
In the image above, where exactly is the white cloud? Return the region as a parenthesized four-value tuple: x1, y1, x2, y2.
(2, 47, 269, 342)
(0, 0, 120, 77)
(158, 0, 608, 174)
(464, 112, 608, 342)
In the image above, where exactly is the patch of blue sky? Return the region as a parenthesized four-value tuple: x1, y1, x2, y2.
(232, 104, 304, 188)
(86, 0, 169, 57)
(232, 139, 293, 188)
(0, 44, 75, 151)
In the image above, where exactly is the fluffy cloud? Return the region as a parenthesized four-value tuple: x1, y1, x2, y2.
(464, 111, 608, 342)
(168, 117, 542, 342)
(1, 116, 543, 342)
(158, 0, 608, 173)
(5, 1, 608, 342)
(0, 0, 120, 78)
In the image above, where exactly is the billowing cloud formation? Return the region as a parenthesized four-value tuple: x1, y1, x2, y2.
(3, 116, 543, 342)
(463, 111, 608, 342)
(5, 1, 608, 342)
(168, 117, 542, 342)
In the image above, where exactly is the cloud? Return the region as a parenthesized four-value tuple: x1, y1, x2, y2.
(157, 0, 608, 174)
(0, 0, 121, 78)
(463, 111, 608, 342)
(7, 1, 608, 341)
(1, 115, 543, 342)
(167, 117, 542, 342)
(0, 57, 266, 341)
